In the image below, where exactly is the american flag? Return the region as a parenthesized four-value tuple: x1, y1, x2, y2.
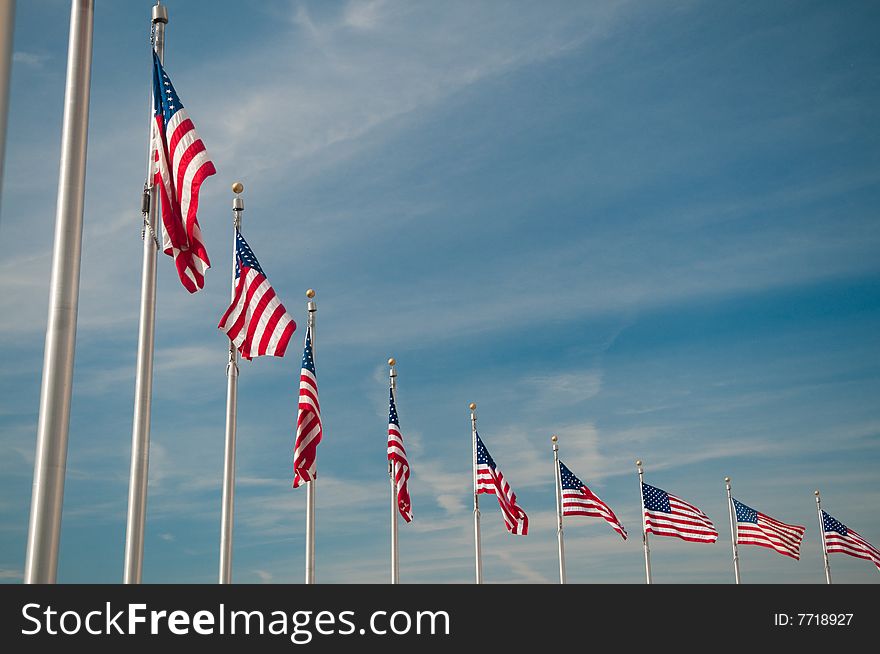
(387, 388, 412, 522)
(559, 461, 626, 539)
(642, 482, 718, 543)
(733, 498, 805, 560)
(476, 433, 528, 535)
(217, 230, 296, 360)
(292, 325, 321, 488)
(822, 510, 880, 572)
(151, 51, 216, 293)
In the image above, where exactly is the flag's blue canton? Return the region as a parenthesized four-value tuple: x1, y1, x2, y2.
(475, 433, 496, 469)
(642, 483, 672, 513)
(152, 52, 184, 123)
(234, 230, 264, 279)
(559, 461, 585, 491)
(301, 330, 316, 374)
(822, 511, 847, 536)
(732, 498, 758, 524)
(388, 388, 399, 426)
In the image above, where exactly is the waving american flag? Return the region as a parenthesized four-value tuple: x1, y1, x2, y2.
(217, 230, 296, 360)
(560, 460, 626, 539)
(642, 482, 718, 543)
(476, 433, 528, 535)
(292, 325, 321, 488)
(151, 51, 215, 293)
(733, 498, 805, 560)
(387, 388, 412, 522)
(823, 511, 880, 572)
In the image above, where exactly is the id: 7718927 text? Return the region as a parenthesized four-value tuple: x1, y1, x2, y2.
(773, 613, 853, 626)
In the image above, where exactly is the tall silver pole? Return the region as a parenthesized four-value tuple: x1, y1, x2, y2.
(304, 289, 317, 584)
(470, 402, 482, 584)
(23, 0, 94, 585)
(815, 490, 832, 584)
(725, 476, 740, 584)
(0, 0, 14, 212)
(636, 459, 652, 584)
(123, 1, 166, 585)
(551, 435, 566, 584)
(389, 358, 399, 584)
(218, 182, 244, 584)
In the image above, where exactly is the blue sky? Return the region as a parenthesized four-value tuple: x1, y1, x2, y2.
(1, 0, 879, 584)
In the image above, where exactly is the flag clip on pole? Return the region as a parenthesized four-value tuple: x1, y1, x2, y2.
(470, 402, 482, 584)
(636, 460, 652, 584)
(123, 1, 167, 586)
(24, 0, 94, 584)
(551, 435, 566, 584)
(218, 182, 244, 584)
(725, 477, 740, 584)
(815, 490, 832, 584)
(304, 290, 317, 584)
(389, 358, 399, 585)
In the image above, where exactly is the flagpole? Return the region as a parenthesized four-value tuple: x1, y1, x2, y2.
(470, 402, 482, 584)
(218, 182, 244, 584)
(0, 0, 14, 212)
(389, 357, 399, 584)
(123, 0, 166, 585)
(23, 0, 94, 584)
(724, 476, 740, 584)
(551, 435, 566, 584)
(636, 459, 652, 584)
(304, 289, 317, 584)
(814, 490, 832, 584)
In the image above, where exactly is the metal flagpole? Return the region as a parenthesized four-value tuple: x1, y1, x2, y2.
(389, 357, 399, 584)
(123, 0, 166, 585)
(551, 435, 566, 584)
(636, 459, 652, 584)
(0, 0, 14, 212)
(304, 289, 317, 584)
(218, 182, 244, 584)
(814, 490, 832, 584)
(23, 0, 94, 585)
(470, 402, 482, 584)
(725, 476, 740, 584)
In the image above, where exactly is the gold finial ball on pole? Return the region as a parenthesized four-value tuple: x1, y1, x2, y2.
(724, 476, 730, 483)
(551, 435, 558, 443)
(468, 402, 476, 411)
(814, 490, 820, 496)
(306, 289, 315, 299)
(231, 181, 244, 194)
(388, 357, 396, 366)
(635, 459, 642, 467)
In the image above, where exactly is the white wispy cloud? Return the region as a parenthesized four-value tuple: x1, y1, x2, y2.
(253, 568, 273, 583)
(13, 51, 49, 68)
(525, 370, 603, 408)
(341, 0, 389, 31)
(199, 1, 634, 182)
